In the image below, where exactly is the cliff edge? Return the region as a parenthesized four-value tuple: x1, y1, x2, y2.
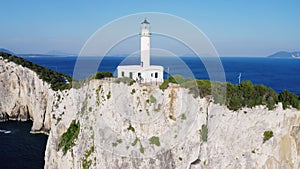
(0, 57, 54, 133)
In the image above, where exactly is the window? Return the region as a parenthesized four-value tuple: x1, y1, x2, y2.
(155, 72, 158, 78)
(129, 72, 133, 79)
(151, 73, 153, 77)
(138, 73, 141, 77)
(121, 71, 124, 77)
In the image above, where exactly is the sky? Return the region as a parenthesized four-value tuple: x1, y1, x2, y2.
(0, 0, 299, 56)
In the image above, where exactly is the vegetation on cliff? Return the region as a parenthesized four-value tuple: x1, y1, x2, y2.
(0, 52, 72, 91)
(263, 130, 273, 143)
(58, 120, 80, 155)
(160, 75, 300, 111)
(86, 71, 113, 80)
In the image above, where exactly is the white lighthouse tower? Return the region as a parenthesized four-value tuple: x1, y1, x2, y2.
(140, 19, 150, 67)
(117, 19, 164, 84)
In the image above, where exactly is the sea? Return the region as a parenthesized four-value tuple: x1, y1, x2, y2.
(1, 56, 300, 169)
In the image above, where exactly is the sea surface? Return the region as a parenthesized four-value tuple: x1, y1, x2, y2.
(0, 121, 48, 169)
(1, 56, 300, 169)
(26, 56, 300, 95)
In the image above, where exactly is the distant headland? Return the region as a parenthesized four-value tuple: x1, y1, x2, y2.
(268, 51, 300, 58)
(0, 48, 76, 57)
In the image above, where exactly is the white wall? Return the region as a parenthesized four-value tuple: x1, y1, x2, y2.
(141, 36, 150, 67)
(117, 66, 163, 83)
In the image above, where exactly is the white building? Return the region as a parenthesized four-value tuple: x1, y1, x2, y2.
(117, 19, 164, 83)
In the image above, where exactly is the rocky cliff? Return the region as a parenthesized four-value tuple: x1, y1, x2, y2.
(45, 80, 300, 169)
(1, 58, 300, 168)
(0, 58, 54, 133)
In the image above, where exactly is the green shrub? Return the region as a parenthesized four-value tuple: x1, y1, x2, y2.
(58, 120, 80, 155)
(169, 115, 175, 121)
(94, 71, 113, 79)
(114, 77, 135, 85)
(149, 136, 160, 146)
(181, 114, 187, 120)
(279, 90, 300, 109)
(127, 124, 135, 132)
(169, 75, 185, 84)
(159, 79, 169, 90)
(106, 91, 111, 99)
(149, 95, 156, 103)
(131, 89, 136, 94)
(263, 131, 273, 143)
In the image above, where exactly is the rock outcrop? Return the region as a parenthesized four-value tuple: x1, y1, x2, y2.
(0, 58, 54, 133)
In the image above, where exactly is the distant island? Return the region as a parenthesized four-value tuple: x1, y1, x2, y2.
(0, 48, 76, 57)
(268, 51, 300, 58)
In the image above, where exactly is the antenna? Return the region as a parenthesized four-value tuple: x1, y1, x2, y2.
(238, 72, 241, 84)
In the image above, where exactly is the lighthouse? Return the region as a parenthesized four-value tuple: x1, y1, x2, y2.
(140, 19, 150, 67)
(117, 19, 164, 84)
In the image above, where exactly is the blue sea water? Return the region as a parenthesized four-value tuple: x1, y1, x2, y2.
(26, 56, 300, 95)
(1, 56, 300, 169)
(0, 121, 48, 169)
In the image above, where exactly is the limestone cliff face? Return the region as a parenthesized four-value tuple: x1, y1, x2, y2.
(45, 81, 208, 169)
(45, 79, 300, 169)
(0, 59, 54, 133)
(203, 104, 300, 169)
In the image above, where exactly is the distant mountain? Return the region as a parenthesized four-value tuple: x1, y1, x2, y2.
(0, 48, 14, 55)
(268, 51, 300, 58)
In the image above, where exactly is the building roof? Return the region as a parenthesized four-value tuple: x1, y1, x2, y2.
(141, 19, 150, 24)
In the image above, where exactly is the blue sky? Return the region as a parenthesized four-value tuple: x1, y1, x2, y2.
(0, 0, 299, 56)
